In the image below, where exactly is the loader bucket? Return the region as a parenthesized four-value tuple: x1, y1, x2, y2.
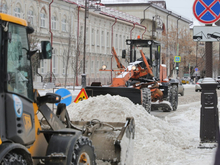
(71, 117, 135, 164)
(85, 86, 142, 105)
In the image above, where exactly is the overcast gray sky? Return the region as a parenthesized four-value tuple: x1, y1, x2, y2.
(165, 0, 194, 20)
(102, 0, 202, 26)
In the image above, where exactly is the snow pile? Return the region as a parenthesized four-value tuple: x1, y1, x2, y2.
(67, 94, 198, 165)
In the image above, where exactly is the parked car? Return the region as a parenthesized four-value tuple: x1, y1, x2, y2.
(181, 77, 190, 84)
(169, 79, 184, 96)
(195, 78, 203, 92)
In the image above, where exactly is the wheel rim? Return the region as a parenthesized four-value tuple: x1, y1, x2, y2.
(77, 152, 91, 165)
(1, 152, 27, 165)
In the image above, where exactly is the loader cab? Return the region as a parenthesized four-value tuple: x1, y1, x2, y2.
(0, 13, 52, 146)
(124, 39, 161, 79)
(4, 22, 52, 100)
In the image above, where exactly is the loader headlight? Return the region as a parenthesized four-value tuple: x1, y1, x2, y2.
(101, 65, 107, 70)
(148, 41, 152, 45)
(131, 65, 136, 70)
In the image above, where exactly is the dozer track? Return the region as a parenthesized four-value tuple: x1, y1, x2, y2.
(170, 85, 178, 111)
(142, 88, 151, 113)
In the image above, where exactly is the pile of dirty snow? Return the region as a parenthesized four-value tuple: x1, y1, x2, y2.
(67, 94, 202, 165)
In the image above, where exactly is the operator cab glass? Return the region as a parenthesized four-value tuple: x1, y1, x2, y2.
(7, 23, 33, 100)
(126, 39, 161, 80)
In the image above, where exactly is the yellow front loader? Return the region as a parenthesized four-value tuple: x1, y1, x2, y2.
(0, 13, 135, 165)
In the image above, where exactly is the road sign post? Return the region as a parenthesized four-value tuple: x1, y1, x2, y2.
(193, 0, 220, 77)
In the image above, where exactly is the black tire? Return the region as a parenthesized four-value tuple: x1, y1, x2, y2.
(70, 136, 96, 165)
(0, 151, 29, 165)
(163, 86, 172, 112)
(195, 90, 198, 92)
(171, 85, 178, 111)
(142, 88, 151, 113)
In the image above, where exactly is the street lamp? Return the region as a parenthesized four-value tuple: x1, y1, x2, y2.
(82, 0, 101, 88)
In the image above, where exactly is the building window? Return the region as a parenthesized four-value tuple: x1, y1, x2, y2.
(40, 10, 46, 28)
(80, 25, 83, 41)
(96, 61, 99, 72)
(115, 34, 118, 48)
(106, 62, 109, 70)
(14, 4, 21, 18)
(28, 9, 34, 25)
(91, 29, 95, 46)
(101, 31, 105, 47)
(62, 16, 67, 32)
(63, 56, 65, 74)
(96, 30, 100, 46)
(123, 35, 125, 48)
(41, 60, 44, 73)
(80, 60, 83, 74)
(119, 35, 122, 49)
(63, 51, 67, 74)
(1, 1, 7, 14)
(52, 49, 56, 73)
(107, 32, 109, 47)
(91, 61, 94, 73)
(86, 27, 89, 45)
(52, 15, 57, 30)
(85, 61, 88, 73)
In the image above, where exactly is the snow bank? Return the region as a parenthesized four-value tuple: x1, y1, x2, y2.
(67, 94, 201, 165)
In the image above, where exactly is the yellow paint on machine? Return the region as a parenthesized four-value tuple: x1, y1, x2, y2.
(0, 13, 27, 26)
(28, 103, 48, 162)
(0, 138, 2, 145)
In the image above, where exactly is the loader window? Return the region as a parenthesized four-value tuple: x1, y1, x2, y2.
(7, 23, 33, 100)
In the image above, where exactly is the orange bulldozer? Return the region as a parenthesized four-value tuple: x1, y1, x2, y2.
(85, 39, 178, 113)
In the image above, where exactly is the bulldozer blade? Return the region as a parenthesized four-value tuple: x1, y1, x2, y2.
(85, 86, 142, 105)
(71, 117, 135, 164)
(151, 101, 173, 112)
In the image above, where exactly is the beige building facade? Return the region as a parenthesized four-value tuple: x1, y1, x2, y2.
(0, 0, 192, 87)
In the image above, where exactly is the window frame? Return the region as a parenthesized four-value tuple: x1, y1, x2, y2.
(62, 16, 67, 32)
(40, 11, 46, 28)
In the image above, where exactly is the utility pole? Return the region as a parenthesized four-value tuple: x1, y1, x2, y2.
(81, 0, 88, 88)
(81, 0, 101, 88)
(205, 24, 213, 77)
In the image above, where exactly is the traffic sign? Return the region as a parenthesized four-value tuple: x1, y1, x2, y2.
(193, 26, 220, 41)
(74, 88, 88, 103)
(55, 88, 72, 106)
(193, 0, 220, 24)
(174, 56, 181, 63)
(195, 67, 199, 71)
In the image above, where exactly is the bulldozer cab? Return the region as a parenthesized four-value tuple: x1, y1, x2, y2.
(124, 39, 161, 80)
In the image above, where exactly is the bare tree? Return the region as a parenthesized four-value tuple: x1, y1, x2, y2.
(160, 25, 196, 78)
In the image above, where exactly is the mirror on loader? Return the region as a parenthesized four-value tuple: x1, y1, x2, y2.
(40, 41, 52, 59)
(37, 93, 61, 105)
